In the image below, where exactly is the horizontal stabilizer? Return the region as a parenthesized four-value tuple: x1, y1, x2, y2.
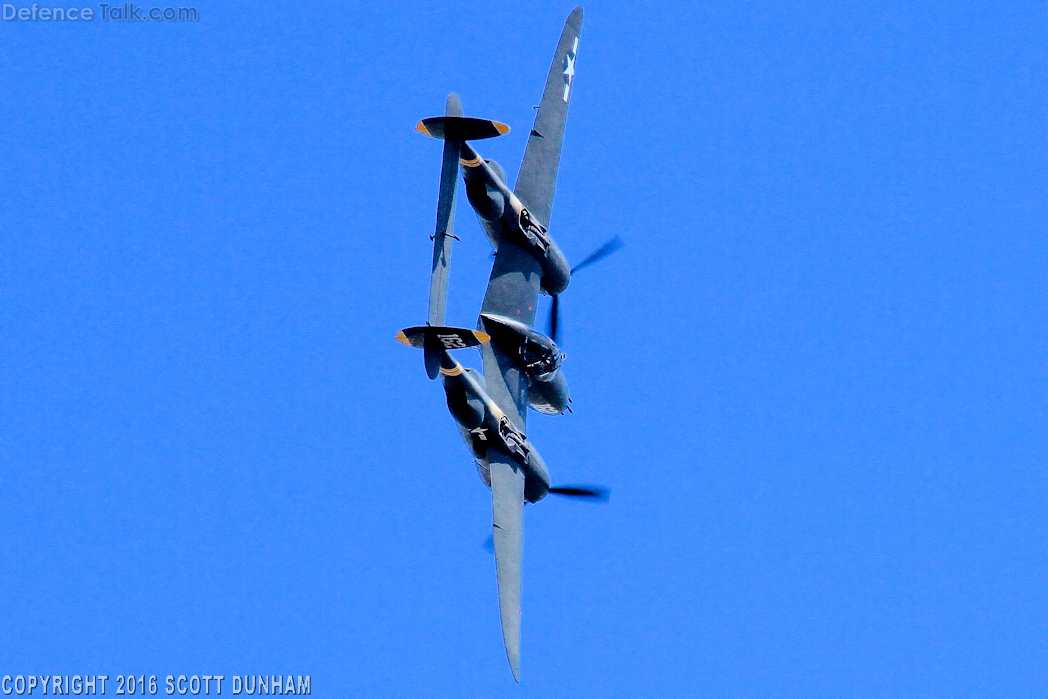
(398, 325, 490, 379)
(416, 116, 510, 141)
(396, 325, 491, 349)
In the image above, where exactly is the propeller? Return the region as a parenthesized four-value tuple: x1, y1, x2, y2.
(548, 485, 610, 501)
(547, 235, 624, 344)
(570, 235, 626, 275)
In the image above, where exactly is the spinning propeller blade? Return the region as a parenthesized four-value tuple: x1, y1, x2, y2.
(570, 235, 625, 275)
(548, 485, 611, 501)
(547, 235, 624, 344)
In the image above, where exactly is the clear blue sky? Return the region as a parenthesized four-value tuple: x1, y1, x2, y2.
(1, 1, 1046, 696)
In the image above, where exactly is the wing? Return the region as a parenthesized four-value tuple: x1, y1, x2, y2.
(488, 447, 525, 683)
(513, 6, 584, 229)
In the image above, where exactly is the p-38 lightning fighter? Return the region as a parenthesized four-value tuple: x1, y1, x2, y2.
(396, 6, 620, 682)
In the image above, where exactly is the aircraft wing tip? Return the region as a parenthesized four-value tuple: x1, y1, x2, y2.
(506, 645, 520, 683)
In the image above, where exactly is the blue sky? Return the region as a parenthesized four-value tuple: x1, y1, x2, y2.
(1, 1, 1046, 696)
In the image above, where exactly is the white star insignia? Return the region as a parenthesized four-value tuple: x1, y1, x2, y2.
(562, 37, 579, 102)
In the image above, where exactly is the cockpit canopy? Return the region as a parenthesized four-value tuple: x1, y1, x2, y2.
(519, 336, 565, 382)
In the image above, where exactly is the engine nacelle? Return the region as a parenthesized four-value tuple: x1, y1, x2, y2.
(463, 158, 507, 236)
(507, 197, 570, 295)
(474, 437, 551, 503)
(522, 446, 550, 503)
(459, 145, 572, 295)
(540, 242, 570, 296)
(443, 373, 485, 429)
